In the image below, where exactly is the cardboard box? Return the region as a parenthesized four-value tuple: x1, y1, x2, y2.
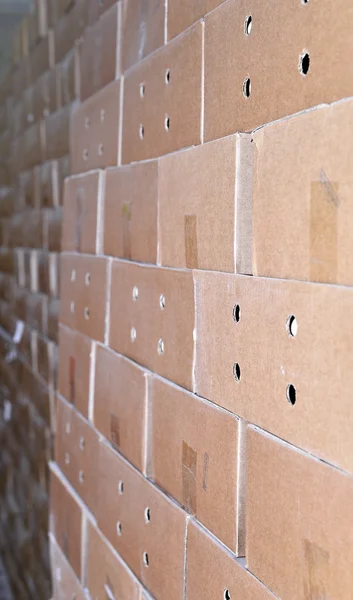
(54, 0, 89, 64)
(71, 79, 121, 174)
(44, 104, 72, 161)
(122, 22, 202, 163)
(49, 534, 86, 600)
(158, 133, 252, 273)
(104, 161, 158, 263)
(96, 440, 188, 600)
(88, 0, 117, 24)
(55, 395, 99, 514)
(48, 0, 76, 28)
(247, 426, 353, 599)
(167, 0, 224, 40)
(48, 297, 60, 342)
(78, 2, 120, 102)
(49, 466, 82, 579)
(121, 0, 165, 72)
(251, 98, 353, 285)
(195, 270, 353, 475)
(24, 122, 45, 169)
(62, 170, 104, 254)
(186, 519, 277, 600)
(39, 160, 62, 208)
(31, 68, 59, 122)
(57, 47, 78, 107)
(35, 333, 57, 385)
(60, 253, 108, 342)
(204, 0, 353, 138)
(109, 260, 195, 390)
(94, 344, 147, 473)
(58, 324, 92, 418)
(29, 33, 55, 83)
(86, 521, 142, 600)
(149, 376, 245, 553)
(31, 251, 59, 296)
(43, 208, 62, 252)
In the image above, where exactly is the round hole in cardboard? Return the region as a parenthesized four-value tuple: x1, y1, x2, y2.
(98, 143, 104, 156)
(244, 15, 252, 35)
(139, 124, 144, 140)
(84, 307, 90, 320)
(159, 294, 165, 309)
(224, 590, 231, 600)
(85, 272, 91, 286)
(165, 115, 170, 131)
(299, 51, 310, 75)
(79, 436, 85, 450)
(286, 315, 298, 337)
(165, 68, 171, 84)
(79, 470, 84, 483)
(131, 327, 137, 342)
(233, 362, 241, 382)
(118, 480, 124, 495)
(243, 77, 251, 98)
(145, 507, 151, 524)
(132, 286, 139, 301)
(70, 301, 75, 314)
(232, 303, 240, 323)
(116, 521, 122, 536)
(71, 269, 76, 282)
(157, 338, 164, 355)
(143, 552, 149, 567)
(286, 384, 297, 405)
(83, 149, 88, 160)
(140, 82, 145, 97)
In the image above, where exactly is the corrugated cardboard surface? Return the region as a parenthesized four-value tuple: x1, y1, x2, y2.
(4, 0, 353, 599)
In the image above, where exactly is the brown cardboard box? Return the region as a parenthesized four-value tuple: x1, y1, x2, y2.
(39, 160, 61, 208)
(48, 0, 76, 28)
(60, 253, 108, 342)
(121, 0, 165, 72)
(58, 324, 92, 418)
(43, 208, 62, 252)
(71, 79, 121, 174)
(54, 0, 88, 64)
(149, 376, 244, 553)
(204, 0, 353, 138)
(94, 344, 147, 472)
(109, 260, 195, 390)
(86, 521, 142, 600)
(251, 98, 353, 285)
(195, 270, 353, 475)
(44, 104, 72, 161)
(49, 465, 82, 579)
(122, 22, 202, 163)
(167, 0, 224, 40)
(57, 47, 78, 107)
(247, 426, 353, 600)
(36, 333, 57, 385)
(29, 33, 55, 83)
(32, 69, 58, 122)
(62, 170, 104, 254)
(96, 440, 188, 600)
(104, 161, 158, 263)
(49, 535, 86, 600)
(88, 0, 117, 24)
(12, 58, 31, 104)
(24, 122, 44, 169)
(186, 519, 277, 600)
(55, 395, 99, 514)
(48, 297, 60, 343)
(78, 2, 120, 102)
(158, 134, 252, 273)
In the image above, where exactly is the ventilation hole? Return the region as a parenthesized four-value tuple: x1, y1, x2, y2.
(70, 301, 75, 314)
(244, 15, 252, 35)
(65, 452, 70, 465)
(84, 307, 90, 320)
(243, 77, 251, 98)
(79, 436, 85, 450)
(116, 521, 122, 536)
(79, 470, 84, 483)
(118, 480, 124, 495)
(84, 117, 90, 129)
(165, 68, 171, 84)
(157, 338, 165, 355)
(98, 143, 104, 156)
(143, 552, 149, 567)
(299, 51, 310, 75)
(232, 303, 240, 323)
(131, 327, 137, 342)
(71, 269, 76, 281)
(286, 384, 297, 405)
(83, 149, 88, 160)
(159, 294, 165, 309)
(165, 115, 170, 131)
(132, 286, 139, 301)
(233, 362, 241, 382)
(100, 109, 105, 122)
(85, 272, 91, 286)
(145, 507, 151, 524)
(286, 315, 298, 337)
(140, 82, 145, 98)
(302, 0, 309, 4)
(139, 124, 144, 140)
(65, 422, 71, 434)
(224, 591, 231, 600)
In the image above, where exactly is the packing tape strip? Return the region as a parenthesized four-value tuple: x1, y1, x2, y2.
(310, 170, 338, 284)
(182, 440, 197, 515)
(184, 214, 198, 269)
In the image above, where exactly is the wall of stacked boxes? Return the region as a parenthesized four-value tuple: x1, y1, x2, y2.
(0, 0, 353, 599)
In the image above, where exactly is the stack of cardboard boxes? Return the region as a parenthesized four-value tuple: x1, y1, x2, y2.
(2, 0, 353, 598)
